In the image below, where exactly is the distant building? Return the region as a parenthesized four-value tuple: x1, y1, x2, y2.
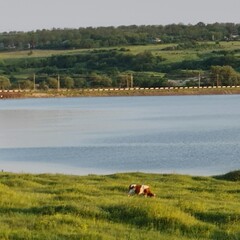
(7, 44, 16, 49)
(152, 38, 162, 43)
(231, 34, 239, 40)
(224, 35, 240, 41)
(149, 37, 162, 44)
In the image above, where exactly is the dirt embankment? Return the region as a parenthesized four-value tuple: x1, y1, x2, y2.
(0, 91, 23, 99)
(1, 87, 240, 99)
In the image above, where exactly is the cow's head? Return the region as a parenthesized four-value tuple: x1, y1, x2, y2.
(128, 184, 137, 195)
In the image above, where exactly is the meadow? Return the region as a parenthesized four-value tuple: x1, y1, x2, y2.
(0, 41, 239, 67)
(0, 171, 240, 239)
(1, 41, 240, 62)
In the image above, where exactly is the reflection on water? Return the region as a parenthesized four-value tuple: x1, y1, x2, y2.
(0, 95, 240, 176)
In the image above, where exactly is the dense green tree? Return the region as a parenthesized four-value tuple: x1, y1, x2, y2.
(210, 65, 240, 86)
(47, 77, 58, 89)
(18, 80, 34, 89)
(38, 81, 48, 90)
(133, 73, 168, 87)
(60, 76, 74, 89)
(0, 76, 11, 89)
(89, 73, 112, 87)
(74, 77, 88, 88)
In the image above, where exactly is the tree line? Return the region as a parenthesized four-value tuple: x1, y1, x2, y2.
(1, 66, 240, 90)
(1, 46, 240, 90)
(0, 22, 239, 50)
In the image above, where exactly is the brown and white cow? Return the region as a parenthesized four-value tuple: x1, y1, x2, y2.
(128, 184, 155, 197)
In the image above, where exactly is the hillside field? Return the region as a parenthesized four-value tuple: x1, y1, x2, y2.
(1, 41, 240, 63)
(0, 41, 240, 75)
(0, 171, 240, 239)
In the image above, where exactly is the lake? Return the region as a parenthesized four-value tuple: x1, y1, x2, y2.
(0, 95, 240, 176)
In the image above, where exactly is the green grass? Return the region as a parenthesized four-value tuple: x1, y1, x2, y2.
(0, 171, 240, 239)
(1, 41, 239, 61)
(0, 49, 91, 60)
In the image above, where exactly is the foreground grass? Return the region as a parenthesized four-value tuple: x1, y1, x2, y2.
(0, 172, 240, 240)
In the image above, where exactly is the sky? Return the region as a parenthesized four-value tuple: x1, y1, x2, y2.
(0, 0, 240, 32)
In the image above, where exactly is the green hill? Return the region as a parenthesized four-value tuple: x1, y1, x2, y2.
(0, 171, 240, 239)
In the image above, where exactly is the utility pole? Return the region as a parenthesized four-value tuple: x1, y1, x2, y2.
(57, 74, 60, 90)
(33, 73, 36, 91)
(198, 72, 201, 88)
(119, 74, 133, 88)
(130, 73, 133, 88)
(126, 76, 129, 88)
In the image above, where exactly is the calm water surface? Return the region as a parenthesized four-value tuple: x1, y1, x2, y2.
(0, 95, 240, 176)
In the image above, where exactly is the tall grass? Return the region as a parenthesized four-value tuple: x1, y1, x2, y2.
(0, 172, 240, 239)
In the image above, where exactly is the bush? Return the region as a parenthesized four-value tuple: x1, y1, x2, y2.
(214, 170, 240, 181)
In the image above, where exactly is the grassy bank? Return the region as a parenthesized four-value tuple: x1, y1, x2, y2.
(0, 171, 240, 239)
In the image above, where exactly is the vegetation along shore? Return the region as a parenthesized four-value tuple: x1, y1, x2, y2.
(1, 23, 240, 95)
(0, 170, 240, 239)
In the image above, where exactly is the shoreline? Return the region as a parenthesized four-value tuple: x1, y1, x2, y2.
(1, 86, 240, 99)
